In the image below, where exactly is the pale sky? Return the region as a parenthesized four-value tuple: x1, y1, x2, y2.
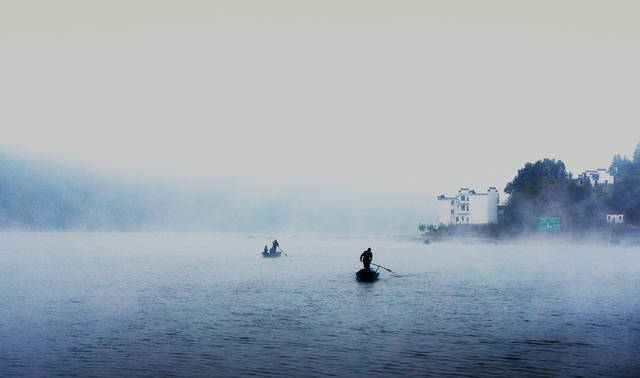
(1, 1, 639, 221)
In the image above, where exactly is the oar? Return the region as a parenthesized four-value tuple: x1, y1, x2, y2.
(278, 246, 288, 256)
(370, 263, 402, 277)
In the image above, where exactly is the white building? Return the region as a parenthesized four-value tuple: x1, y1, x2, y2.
(578, 169, 614, 193)
(606, 214, 624, 224)
(437, 187, 499, 226)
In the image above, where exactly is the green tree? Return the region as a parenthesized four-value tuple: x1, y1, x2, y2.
(608, 154, 640, 224)
(503, 158, 603, 233)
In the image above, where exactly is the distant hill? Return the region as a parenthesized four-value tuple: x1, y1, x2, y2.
(0, 153, 154, 230)
(0, 153, 424, 233)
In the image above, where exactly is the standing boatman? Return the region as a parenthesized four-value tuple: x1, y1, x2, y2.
(271, 239, 280, 253)
(360, 248, 373, 270)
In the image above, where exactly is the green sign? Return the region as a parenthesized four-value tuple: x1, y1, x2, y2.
(539, 217, 560, 231)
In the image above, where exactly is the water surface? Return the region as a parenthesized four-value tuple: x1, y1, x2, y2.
(1, 232, 639, 376)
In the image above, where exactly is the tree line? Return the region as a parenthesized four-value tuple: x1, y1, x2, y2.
(426, 142, 640, 238)
(501, 142, 640, 234)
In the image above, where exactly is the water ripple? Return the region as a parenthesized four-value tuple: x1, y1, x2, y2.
(1, 233, 640, 376)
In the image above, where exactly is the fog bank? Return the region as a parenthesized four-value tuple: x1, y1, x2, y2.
(0, 152, 427, 233)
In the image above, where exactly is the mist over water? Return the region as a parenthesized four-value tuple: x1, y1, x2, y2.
(2, 2, 639, 375)
(0, 152, 429, 234)
(1, 232, 638, 376)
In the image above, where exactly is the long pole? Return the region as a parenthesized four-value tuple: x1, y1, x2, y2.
(278, 246, 288, 256)
(370, 263, 401, 277)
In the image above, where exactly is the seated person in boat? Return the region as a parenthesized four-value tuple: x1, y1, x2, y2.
(263, 246, 268, 254)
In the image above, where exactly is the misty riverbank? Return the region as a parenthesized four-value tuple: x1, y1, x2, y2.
(419, 228, 640, 247)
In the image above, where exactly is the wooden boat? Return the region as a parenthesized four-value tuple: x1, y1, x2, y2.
(355, 268, 379, 282)
(262, 249, 282, 258)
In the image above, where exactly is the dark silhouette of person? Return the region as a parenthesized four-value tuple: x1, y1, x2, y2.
(360, 248, 373, 270)
(271, 239, 279, 253)
(263, 246, 268, 254)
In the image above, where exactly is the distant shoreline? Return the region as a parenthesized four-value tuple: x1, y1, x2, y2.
(418, 229, 640, 246)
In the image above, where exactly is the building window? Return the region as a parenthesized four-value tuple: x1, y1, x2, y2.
(451, 200, 454, 205)
(456, 217, 459, 222)
(451, 209, 454, 214)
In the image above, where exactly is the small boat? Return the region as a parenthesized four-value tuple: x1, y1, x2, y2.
(262, 249, 282, 258)
(355, 268, 379, 282)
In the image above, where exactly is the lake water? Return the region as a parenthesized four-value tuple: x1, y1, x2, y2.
(1, 232, 639, 376)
